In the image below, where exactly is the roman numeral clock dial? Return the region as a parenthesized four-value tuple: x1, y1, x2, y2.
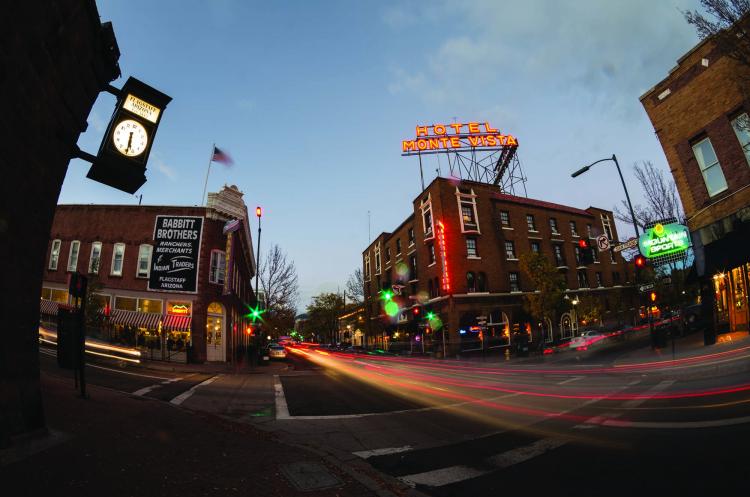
(112, 119, 148, 157)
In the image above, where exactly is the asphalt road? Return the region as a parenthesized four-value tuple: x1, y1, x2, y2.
(274, 338, 750, 496)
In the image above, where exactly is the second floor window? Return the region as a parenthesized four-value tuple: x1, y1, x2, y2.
(111, 243, 125, 276)
(509, 272, 520, 292)
(505, 241, 516, 260)
(500, 211, 510, 227)
(526, 214, 537, 232)
(570, 221, 578, 237)
(137, 244, 153, 278)
(67, 240, 80, 272)
(577, 270, 589, 288)
(574, 245, 582, 266)
(49, 239, 61, 270)
(553, 245, 565, 267)
(732, 113, 750, 164)
(209, 250, 226, 284)
(89, 242, 102, 274)
(549, 218, 559, 234)
(466, 237, 478, 257)
(692, 137, 728, 197)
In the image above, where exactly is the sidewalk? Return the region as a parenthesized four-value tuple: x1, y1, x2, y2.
(0, 372, 403, 497)
(612, 330, 750, 365)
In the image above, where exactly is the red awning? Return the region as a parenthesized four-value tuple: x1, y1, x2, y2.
(163, 314, 192, 332)
(109, 309, 162, 330)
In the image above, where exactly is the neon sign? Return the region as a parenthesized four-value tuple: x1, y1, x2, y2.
(436, 220, 451, 293)
(638, 222, 690, 258)
(168, 303, 191, 315)
(402, 122, 517, 153)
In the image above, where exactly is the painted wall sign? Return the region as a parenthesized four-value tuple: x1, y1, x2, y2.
(402, 122, 518, 153)
(148, 215, 204, 293)
(638, 222, 689, 258)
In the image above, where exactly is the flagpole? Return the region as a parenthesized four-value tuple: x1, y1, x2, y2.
(201, 143, 215, 206)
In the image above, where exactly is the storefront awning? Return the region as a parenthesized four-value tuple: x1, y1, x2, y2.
(163, 314, 192, 332)
(704, 221, 750, 275)
(109, 309, 162, 330)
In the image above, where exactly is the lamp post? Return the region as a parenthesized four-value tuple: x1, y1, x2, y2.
(571, 154, 640, 237)
(254, 206, 262, 307)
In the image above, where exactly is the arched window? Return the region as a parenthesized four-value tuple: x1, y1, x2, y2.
(467, 272, 476, 293)
(477, 272, 487, 292)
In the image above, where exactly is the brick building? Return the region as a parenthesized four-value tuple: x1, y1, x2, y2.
(41, 185, 257, 363)
(640, 23, 750, 337)
(362, 177, 634, 355)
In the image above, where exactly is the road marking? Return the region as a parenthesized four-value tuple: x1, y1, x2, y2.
(274, 375, 291, 419)
(602, 415, 750, 429)
(399, 437, 567, 488)
(169, 375, 218, 405)
(353, 446, 413, 459)
(575, 380, 674, 429)
(557, 376, 583, 385)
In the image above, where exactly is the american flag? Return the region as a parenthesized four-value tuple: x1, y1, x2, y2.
(211, 146, 233, 166)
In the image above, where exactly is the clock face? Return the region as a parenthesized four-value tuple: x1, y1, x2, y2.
(112, 119, 149, 157)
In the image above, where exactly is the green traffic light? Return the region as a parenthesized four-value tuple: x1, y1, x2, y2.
(380, 289, 393, 301)
(245, 304, 265, 323)
(426, 312, 436, 320)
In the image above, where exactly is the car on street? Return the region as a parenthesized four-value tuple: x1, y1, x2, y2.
(267, 344, 287, 360)
(569, 330, 604, 350)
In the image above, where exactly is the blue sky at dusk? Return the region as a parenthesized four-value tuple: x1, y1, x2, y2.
(64, 0, 702, 310)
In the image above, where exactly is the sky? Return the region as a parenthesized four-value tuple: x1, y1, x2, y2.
(64, 0, 703, 311)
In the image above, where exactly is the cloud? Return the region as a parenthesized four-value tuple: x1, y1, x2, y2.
(153, 157, 177, 180)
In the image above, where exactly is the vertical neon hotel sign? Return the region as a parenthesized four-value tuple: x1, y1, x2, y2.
(436, 221, 450, 293)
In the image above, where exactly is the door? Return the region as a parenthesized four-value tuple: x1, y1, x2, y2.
(206, 302, 225, 362)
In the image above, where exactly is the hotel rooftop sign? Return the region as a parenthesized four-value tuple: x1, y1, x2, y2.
(402, 122, 518, 155)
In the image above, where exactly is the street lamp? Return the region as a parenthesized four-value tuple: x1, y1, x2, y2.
(254, 206, 262, 309)
(571, 154, 640, 237)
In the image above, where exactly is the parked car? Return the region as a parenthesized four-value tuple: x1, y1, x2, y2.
(267, 344, 287, 360)
(569, 330, 603, 350)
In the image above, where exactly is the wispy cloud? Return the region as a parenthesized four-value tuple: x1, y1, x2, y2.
(153, 157, 177, 180)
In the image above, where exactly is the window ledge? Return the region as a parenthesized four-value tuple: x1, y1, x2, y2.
(594, 261, 601, 264)
(510, 290, 523, 294)
(467, 256, 482, 260)
(528, 229, 539, 233)
(428, 262, 436, 267)
(556, 266, 568, 269)
(506, 257, 519, 261)
(502, 226, 514, 230)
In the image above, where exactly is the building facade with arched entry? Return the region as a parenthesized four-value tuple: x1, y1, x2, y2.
(40, 185, 257, 364)
(362, 177, 639, 356)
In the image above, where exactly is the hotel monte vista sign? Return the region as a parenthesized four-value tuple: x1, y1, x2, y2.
(148, 215, 204, 294)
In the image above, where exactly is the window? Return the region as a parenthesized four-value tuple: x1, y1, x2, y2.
(364, 254, 371, 280)
(457, 189, 479, 232)
(138, 298, 163, 314)
(587, 224, 593, 239)
(408, 228, 415, 245)
(477, 272, 487, 292)
(410, 255, 418, 280)
(531, 241, 541, 253)
(692, 137, 728, 197)
(467, 272, 476, 293)
(601, 214, 614, 241)
(549, 218, 559, 234)
(137, 244, 153, 278)
(209, 250, 226, 284)
(421, 197, 434, 236)
(466, 237, 478, 257)
(504, 241, 516, 260)
(49, 239, 61, 270)
(428, 244, 436, 264)
(595, 272, 603, 287)
(731, 113, 750, 164)
(375, 244, 382, 274)
(526, 214, 537, 232)
(500, 211, 510, 227)
(577, 270, 589, 288)
(592, 247, 599, 263)
(613, 271, 621, 284)
(115, 296, 137, 311)
(89, 242, 102, 274)
(67, 240, 80, 272)
(609, 248, 616, 264)
(509, 272, 520, 292)
(574, 245, 582, 266)
(111, 243, 125, 276)
(385, 247, 391, 263)
(569, 221, 578, 237)
(396, 238, 402, 255)
(553, 245, 565, 267)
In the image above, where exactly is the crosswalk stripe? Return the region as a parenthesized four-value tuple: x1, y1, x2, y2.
(485, 437, 567, 468)
(169, 375, 218, 405)
(400, 465, 489, 487)
(353, 446, 413, 458)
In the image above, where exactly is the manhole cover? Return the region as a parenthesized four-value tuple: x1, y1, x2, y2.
(280, 461, 342, 492)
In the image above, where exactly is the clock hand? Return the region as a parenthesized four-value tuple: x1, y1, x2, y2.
(127, 132, 133, 152)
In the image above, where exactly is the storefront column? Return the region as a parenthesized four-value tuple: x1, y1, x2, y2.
(700, 276, 717, 345)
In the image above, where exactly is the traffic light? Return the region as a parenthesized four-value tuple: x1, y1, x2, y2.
(412, 305, 421, 317)
(634, 254, 646, 268)
(246, 325, 254, 336)
(649, 291, 658, 303)
(578, 239, 594, 265)
(380, 289, 393, 301)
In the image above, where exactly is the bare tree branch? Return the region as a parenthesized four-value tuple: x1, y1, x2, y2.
(345, 268, 364, 304)
(259, 244, 299, 313)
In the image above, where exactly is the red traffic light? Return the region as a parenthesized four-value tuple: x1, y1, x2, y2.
(578, 239, 589, 249)
(649, 291, 658, 302)
(246, 326, 254, 335)
(634, 255, 646, 268)
(412, 306, 421, 316)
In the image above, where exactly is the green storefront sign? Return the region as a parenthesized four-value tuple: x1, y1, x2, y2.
(638, 222, 690, 258)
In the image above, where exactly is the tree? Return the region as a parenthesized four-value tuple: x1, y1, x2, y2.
(519, 252, 567, 333)
(613, 161, 684, 231)
(305, 292, 345, 344)
(575, 294, 603, 328)
(259, 244, 299, 334)
(345, 268, 364, 304)
(685, 1, 750, 69)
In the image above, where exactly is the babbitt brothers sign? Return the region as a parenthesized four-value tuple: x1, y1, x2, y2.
(148, 215, 204, 293)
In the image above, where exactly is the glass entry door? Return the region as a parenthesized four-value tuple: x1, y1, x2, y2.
(206, 303, 225, 361)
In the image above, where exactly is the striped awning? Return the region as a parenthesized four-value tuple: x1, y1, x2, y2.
(163, 314, 192, 332)
(40, 299, 58, 316)
(109, 309, 162, 330)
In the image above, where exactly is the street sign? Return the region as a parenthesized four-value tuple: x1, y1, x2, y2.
(638, 283, 655, 293)
(596, 235, 610, 252)
(613, 238, 638, 253)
